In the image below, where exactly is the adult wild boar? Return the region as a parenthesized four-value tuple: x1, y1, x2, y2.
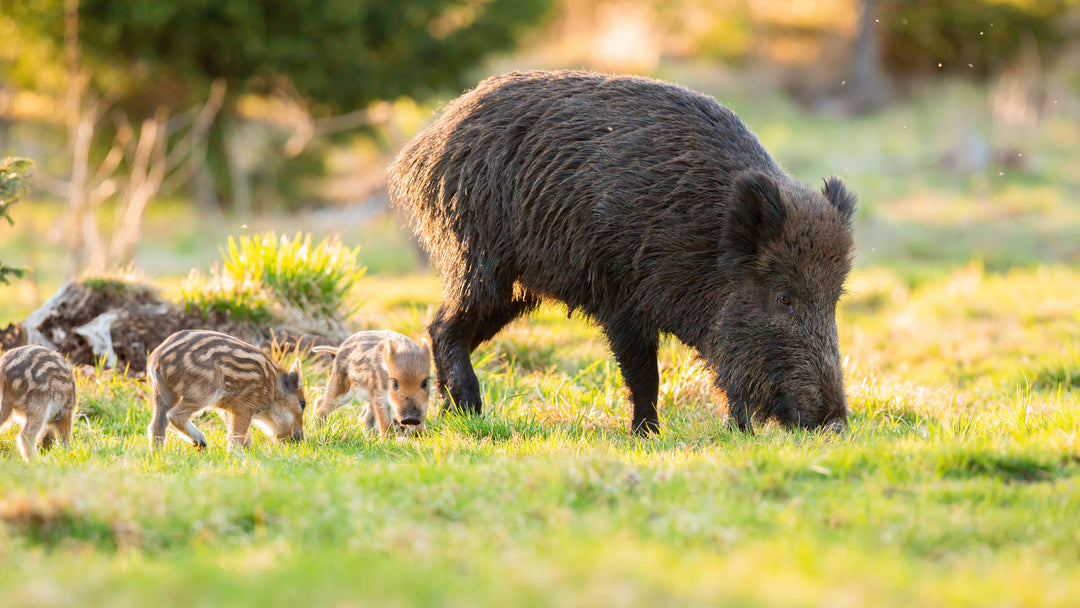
(389, 70, 856, 435)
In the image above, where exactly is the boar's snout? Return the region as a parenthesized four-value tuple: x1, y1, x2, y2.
(824, 417, 847, 434)
(765, 362, 847, 432)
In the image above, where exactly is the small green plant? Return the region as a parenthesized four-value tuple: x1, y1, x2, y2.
(0, 157, 33, 285)
(221, 232, 365, 321)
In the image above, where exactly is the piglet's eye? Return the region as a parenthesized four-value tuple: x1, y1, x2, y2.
(420, 379, 429, 391)
(391, 378, 400, 390)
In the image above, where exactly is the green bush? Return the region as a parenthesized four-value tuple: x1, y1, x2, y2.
(0, 157, 33, 285)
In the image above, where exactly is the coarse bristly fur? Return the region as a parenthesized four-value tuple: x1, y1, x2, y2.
(389, 70, 856, 435)
(312, 330, 432, 438)
(146, 330, 306, 451)
(0, 345, 77, 462)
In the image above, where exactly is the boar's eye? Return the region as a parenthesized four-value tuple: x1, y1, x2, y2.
(777, 294, 793, 311)
(391, 378, 400, 391)
(420, 378, 429, 391)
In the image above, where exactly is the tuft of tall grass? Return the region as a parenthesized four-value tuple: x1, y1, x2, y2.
(222, 232, 365, 321)
(178, 232, 365, 324)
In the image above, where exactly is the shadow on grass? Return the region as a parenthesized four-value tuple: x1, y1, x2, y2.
(0, 492, 272, 552)
(1015, 353, 1080, 393)
(935, 447, 1059, 483)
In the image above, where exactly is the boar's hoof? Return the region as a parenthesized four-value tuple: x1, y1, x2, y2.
(632, 418, 660, 436)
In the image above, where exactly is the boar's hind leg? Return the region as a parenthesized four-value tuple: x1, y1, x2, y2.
(429, 302, 483, 415)
(603, 322, 661, 435)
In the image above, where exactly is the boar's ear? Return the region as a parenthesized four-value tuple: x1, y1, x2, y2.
(725, 171, 786, 261)
(822, 176, 857, 221)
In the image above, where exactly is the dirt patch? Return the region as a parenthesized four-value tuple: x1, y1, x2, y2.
(0, 322, 27, 350)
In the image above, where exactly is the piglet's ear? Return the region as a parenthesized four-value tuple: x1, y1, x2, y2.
(725, 171, 786, 261)
(420, 337, 432, 360)
(822, 176, 857, 221)
(280, 370, 300, 394)
(383, 340, 395, 368)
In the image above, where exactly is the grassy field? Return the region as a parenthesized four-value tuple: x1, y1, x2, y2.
(2, 79, 1080, 606)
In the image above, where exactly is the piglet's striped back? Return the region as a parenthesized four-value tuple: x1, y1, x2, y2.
(0, 345, 75, 398)
(148, 330, 278, 388)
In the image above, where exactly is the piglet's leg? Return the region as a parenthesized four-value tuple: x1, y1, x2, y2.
(41, 394, 74, 452)
(167, 400, 209, 449)
(359, 403, 377, 432)
(17, 410, 47, 463)
(227, 409, 253, 450)
(53, 412, 73, 449)
(370, 398, 394, 438)
(148, 384, 177, 449)
(314, 371, 351, 422)
(0, 396, 13, 430)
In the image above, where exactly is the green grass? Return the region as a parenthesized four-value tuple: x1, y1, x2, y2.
(2, 78, 1080, 605)
(1, 267, 1078, 606)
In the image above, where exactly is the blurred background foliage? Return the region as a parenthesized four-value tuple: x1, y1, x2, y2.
(1, 0, 1079, 318)
(1, 0, 553, 211)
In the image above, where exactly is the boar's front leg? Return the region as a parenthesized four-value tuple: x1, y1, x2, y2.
(429, 302, 483, 416)
(726, 389, 755, 434)
(603, 321, 660, 435)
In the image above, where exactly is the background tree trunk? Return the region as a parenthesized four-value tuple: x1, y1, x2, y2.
(850, 0, 890, 113)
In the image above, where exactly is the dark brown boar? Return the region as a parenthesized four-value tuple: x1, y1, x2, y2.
(389, 70, 856, 435)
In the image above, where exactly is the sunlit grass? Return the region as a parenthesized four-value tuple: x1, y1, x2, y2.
(4, 260, 1080, 605)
